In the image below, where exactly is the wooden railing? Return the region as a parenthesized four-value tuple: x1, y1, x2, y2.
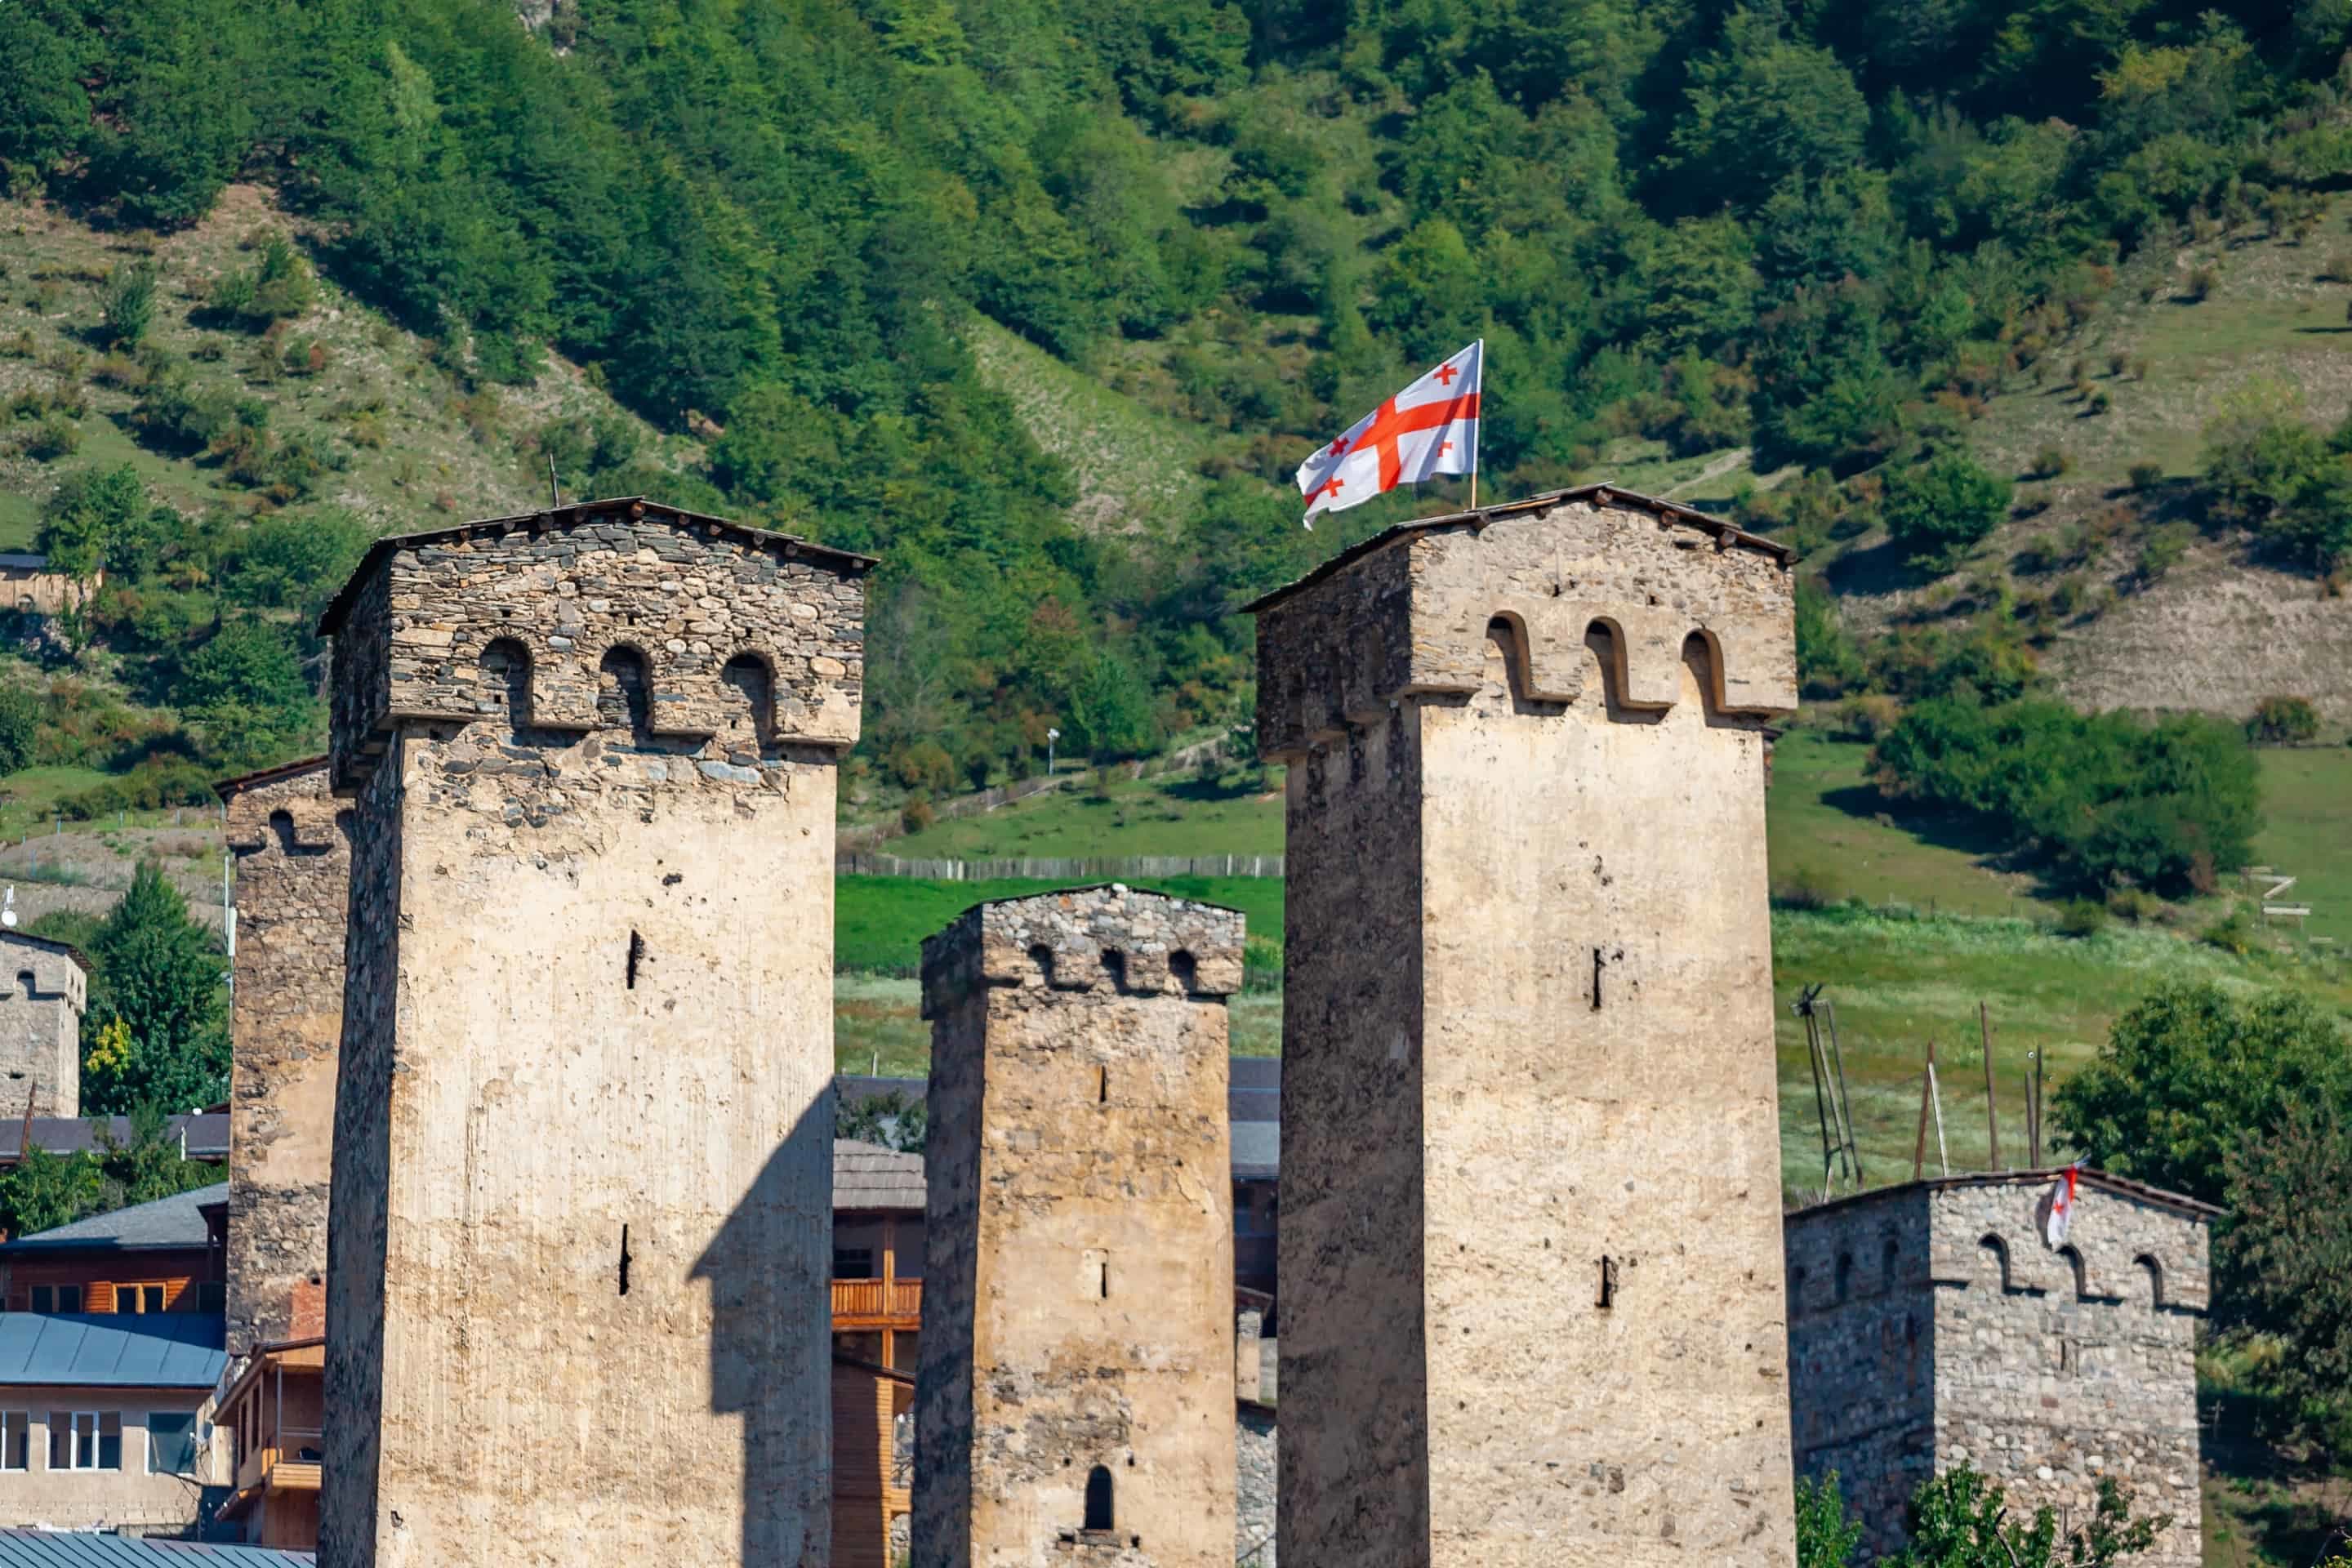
(831, 1277, 922, 1323)
(234, 1427, 324, 1494)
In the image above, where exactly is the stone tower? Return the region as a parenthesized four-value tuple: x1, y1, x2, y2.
(1249, 486, 1801, 1568)
(220, 755, 350, 1352)
(318, 497, 870, 1568)
(913, 885, 1244, 1568)
(0, 929, 86, 1117)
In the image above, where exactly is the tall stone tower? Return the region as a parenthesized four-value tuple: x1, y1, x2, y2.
(0, 930, 86, 1117)
(318, 497, 870, 1568)
(220, 755, 350, 1352)
(1249, 487, 1801, 1568)
(913, 885, 1244, 1568)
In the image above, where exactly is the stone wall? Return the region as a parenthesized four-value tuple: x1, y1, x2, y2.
(1255, 492, 1800, 1568)
(1785, 1175, 2212, 1567)
(320, 501, 867, 1568)
(1928, 1178, 2208, 1568)
(0, 930, 85, 1118)
(222, 758, 349, 1352)
(1784, 1189, 1936, 1561)
(914, 886, 1244, 1568)
(1236, 1406, 1276, 1568)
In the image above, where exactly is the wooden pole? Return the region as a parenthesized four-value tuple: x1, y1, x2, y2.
(1930, 1060, 1950, 1177)
(1979, 1001, 2001, 1170)
(2033, 1046, 2047, 1168)
(1913, 1040, 1938, 1183)
(1824, 998, 1864, 1186)
(1800, 991, 1837, 1189)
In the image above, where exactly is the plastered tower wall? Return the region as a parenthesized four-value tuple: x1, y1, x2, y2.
(0, 930, 87, 1118)
(1252, 490, 1801, 1568)
(914, 886, 1244, 1568)
(222, 757, 350, 1352)
(318, 498, 868, 1568)
(1786, 1176, 2210, 1567)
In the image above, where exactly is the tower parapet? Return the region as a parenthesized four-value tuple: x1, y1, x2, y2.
(1250, 486, 1796, 760)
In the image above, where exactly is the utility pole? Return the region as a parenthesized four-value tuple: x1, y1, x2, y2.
(1979, 1000, 2001, 1170)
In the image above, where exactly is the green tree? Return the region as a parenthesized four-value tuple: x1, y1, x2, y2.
(91, 1103, 223, 1211)
(174, 618, 320, 765)
(83, 862, 229, 1116)
(0, 1145, 103, 1239)
(2225, 1100, 2352, 1452)
(0, 685, 38, 777)
(1882, 452, 2013, 570)
(1893, 1467, 2160, 1568)
(1796, 1473, 1864, 1568)
(1670, 10, 1869, 215)
(100, 263, 159, 349)
(2054, 980, 2352, 1206)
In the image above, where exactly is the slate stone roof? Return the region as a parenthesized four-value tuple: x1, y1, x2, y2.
(0, 1116, 229, 1167)
(0, 1183, 226, 1254)
(0, 1312, 226, 1389)
(0, 1533, 310, 1565)
(834, 1139, 925, 1211)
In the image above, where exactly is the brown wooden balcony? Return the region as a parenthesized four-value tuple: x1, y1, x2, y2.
(831, 1276, 922, 1328)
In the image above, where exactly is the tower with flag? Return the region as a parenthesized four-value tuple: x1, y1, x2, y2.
(1295, 341, 1482, 527)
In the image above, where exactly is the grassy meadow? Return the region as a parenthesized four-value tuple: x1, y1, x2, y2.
(838, 726, 2352, 1201)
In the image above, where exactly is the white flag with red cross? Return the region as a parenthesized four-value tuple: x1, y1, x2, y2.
(1295, 341, 1482, 528)
(2044, 1165, 2079, 1248)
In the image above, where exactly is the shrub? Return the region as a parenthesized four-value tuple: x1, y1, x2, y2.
(2028, 444, 2069, 480)
(2323, 249, 2352, 283)
(19, 415, 79, 461)
(2246, 694, 2320, 745)
(98, 263, 158, 349)
(2127, 461, 2163, 490)
(2106, 350, 2131, 378)
(1882, 451, 2013, 571)
(90, 353, 146, 390)
(2087, 389, 2113, 416)
(2105, 887, 2159, 924)
(2136, 523, 2192, 584)
(2185, 265, 2219, 301)
(1771, 866, 1842, 911)
(1831, 693, 1902, 742)
(898, 798, 935, 835)
(2054, 899, 2107, 938)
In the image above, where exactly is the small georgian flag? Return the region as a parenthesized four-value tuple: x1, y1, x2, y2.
(2044, 1165, 2079, 1248)
(1295, 341, 1482, 528)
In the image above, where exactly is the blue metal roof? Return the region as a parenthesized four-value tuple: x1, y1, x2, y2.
(0, 1534, 310, 1566)
(0, 1314, 226, 1389)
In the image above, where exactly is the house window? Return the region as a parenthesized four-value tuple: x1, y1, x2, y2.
(30, 1285, 82, 1314)
(109, 1284, 167, 1314)
(1084, 1464, 1115, 1530)
(48, 1412, 121, 1471)
(2, 1411, 26, 1471)
(147, 1413, 198, 1477)
(833, 1249, 876, 1281)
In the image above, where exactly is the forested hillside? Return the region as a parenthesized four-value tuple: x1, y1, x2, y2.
(6, 0, 2352, 800)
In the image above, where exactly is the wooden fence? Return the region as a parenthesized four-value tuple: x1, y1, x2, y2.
(836, 852, 1285, 881)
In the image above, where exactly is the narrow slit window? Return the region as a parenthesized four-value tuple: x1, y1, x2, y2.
(1592, 949, 1604, 1011)
(626, 931, 644, 990)
(1598, 1254, 1617, 1310)
(1098, 1259, 1110, 1299)
(618, 1225, 631, 1296)
(1097, 1065, 1108, 1105)
(1084, 1465, 1115, 1530)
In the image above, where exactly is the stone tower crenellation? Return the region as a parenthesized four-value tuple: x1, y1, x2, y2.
(318, 497, 870, 1568)
(913, 885, 1245, 1568)
(1250, 487, 1802, 1568)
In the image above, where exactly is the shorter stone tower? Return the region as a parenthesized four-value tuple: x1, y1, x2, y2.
(915, 885, 1244, 1568)
(220, 756, 350, 1352)
(0, 929, 87, 1117)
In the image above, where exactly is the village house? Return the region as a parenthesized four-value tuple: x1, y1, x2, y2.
(212, 1323, 323, 1551)
(0, 1192, 233, 1535)
(0, 553, 97, 620)
(1784, 1169, 2213, 1566)
(0, 1116, 229, 1182)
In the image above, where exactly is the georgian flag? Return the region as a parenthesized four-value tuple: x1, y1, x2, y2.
(2044, 1165, 2079, 1248)
(1296, 341, 1482, 528)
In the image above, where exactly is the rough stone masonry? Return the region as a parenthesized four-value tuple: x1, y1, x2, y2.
(1250, 487, 1802, 1568)
(220, 755, 349, 1353)
(317, 497, 870, 1568)
(1785, 1171, 2212, 1567)
(0, 929, 86, 1118)
(914, 885, 1245, 1568)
